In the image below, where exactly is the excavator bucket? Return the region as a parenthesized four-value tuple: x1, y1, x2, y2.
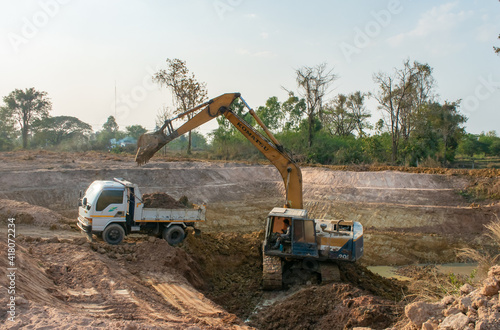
(135, 130, 174, 165)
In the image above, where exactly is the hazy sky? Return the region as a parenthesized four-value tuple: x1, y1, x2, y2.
(1, 0, 499, 136)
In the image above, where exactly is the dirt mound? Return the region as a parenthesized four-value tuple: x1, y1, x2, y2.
(338, 263, 407, 301)
(142, 192, 188, 209)
(248, 283, 402, 330)
(181, 230, 408, 321)
(182, 231, 264, 318)
(0, 199, 69, 227)
(1, 237, 249, 329)
(125, 237, 205, 289)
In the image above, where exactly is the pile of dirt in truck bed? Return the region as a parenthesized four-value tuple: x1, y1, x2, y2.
(142, 192, 188, 209)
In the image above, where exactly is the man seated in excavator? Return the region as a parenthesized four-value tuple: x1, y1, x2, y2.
(272, 218, 291, 249)
(269, 216, 291, 250)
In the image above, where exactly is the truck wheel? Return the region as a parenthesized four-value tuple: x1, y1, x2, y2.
(102, 224, 125, 245)
(163, 226, 185, 246)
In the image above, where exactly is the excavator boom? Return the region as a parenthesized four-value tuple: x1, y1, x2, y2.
(135, 92, 303, 209)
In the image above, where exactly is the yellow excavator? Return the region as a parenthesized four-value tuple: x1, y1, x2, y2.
(135, 92, 363, 289)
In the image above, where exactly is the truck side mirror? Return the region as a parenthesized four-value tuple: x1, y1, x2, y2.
(82, 197, 87, 206)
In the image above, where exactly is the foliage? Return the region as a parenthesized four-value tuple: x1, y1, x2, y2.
(256, 96, 284, 132)
(281, 92, 306, 131)
(457, 215, 500, 280)
(165, 132, 208, 151)
(1, 87, 52, 149)
(102, 116, 119, 133)
(0, 106, 17, 150)
(293, 63, 337, 148)
(322, 91, 371, 137)
(125, 125, 147, 140)
(31, 116, 92, 148)
(372, 60, 435, 164)
(153, 58, 208, 154)
(92, 116, 122, 151)
(412, 101, 466, 166)
(0, 58, 488, 166)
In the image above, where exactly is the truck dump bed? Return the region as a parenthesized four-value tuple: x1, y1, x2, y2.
(138, 205, 206, 222)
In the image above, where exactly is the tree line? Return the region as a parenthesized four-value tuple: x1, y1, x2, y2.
(1, 58, 499, 167)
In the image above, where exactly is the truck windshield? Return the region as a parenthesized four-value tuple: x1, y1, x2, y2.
(83, 182, 102, 206)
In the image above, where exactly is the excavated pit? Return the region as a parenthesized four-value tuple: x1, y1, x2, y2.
(0, 151, 499, 329)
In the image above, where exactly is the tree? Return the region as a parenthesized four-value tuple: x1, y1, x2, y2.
(323, 94, 355, 137)
(431, 101, 466, 166)
(413, 101, 466, 166)
(256, 96, 284, 132)
(372, 59, 435, 163)
(93, 116, 120, 150)
(323, 91, 371, 137)
(125, 125, 147, 140)
(153, 58, 208, 155)
(102, 115, 119, 133)
(293, 63, 337, 148)
(0, 107, 17, 150)
(1, 87, 51, 148)
(31, 116, 92, 147)
(346, 91, 371, 137)
(458, 134, 480, 158)
(281, 92, 306, 131)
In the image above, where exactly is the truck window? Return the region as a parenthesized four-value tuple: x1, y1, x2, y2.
(96, 189, 124, 211)
(293, 219, 315, 243)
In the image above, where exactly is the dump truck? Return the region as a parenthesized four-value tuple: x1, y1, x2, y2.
(135, 92, 363, 289)
(77, 178, 205, 245)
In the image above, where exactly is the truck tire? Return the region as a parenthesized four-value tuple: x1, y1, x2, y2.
(163, 225, 185, 246)
(102, 224, 125, 245)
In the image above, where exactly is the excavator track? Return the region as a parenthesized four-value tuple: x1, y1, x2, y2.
(262, 255, 282, 290)
(319, 263, 341, 283)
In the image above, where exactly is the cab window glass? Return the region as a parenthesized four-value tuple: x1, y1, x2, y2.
(293, 219, 316, 243)
(96, 189, 123, 211)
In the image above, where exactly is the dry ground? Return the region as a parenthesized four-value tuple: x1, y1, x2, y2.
(0, 150, 499, 329)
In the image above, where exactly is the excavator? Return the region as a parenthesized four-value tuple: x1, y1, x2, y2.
(135, 92, 363, 289)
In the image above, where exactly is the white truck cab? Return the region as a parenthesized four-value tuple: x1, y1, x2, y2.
(77, 178, 205, 245)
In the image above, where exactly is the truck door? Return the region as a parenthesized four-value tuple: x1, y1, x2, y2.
(126, 187, 135, 227)
(291, 219, 319, 257)
(92, 189, 126, 230)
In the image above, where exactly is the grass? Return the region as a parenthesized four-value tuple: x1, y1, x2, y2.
(453, 156, 500, 169)
(456, 214, 500, 280)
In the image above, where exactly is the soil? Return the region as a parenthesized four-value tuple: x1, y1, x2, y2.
(0, 150, 499, 329)
(142, 192, 188, 209)
(248, 284, 403, 330)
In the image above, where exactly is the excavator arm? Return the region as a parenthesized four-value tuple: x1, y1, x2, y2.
(135, 92, 303, 209)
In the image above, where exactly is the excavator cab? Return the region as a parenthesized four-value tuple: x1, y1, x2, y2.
(264, 207, 318, 258)
(291, 218, 318, 258)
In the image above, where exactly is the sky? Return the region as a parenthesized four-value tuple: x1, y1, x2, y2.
(1, 0, 499, 137)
